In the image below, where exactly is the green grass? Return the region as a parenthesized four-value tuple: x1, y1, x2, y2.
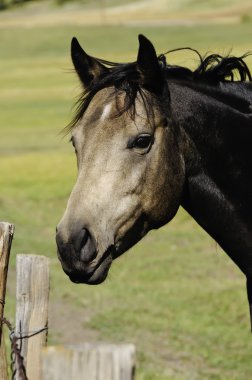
(1, 20, 252, 380)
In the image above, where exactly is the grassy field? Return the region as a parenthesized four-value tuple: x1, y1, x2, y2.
(1, 9, 252, 380)
(1, 0, 252, 26)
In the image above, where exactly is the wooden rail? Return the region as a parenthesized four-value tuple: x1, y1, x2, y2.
(42, 343, 136, 380)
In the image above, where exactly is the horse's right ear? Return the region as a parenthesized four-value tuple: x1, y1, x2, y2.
(71, 37, 108, 88)
(137, 34, 164, 95)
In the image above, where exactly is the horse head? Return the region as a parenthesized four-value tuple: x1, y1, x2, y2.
(56, 35, 185, 284)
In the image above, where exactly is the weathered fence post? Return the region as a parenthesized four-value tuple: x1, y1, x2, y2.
(16, 254, 49, 380)
(0, 222, 14, 380)
(42, 343, 136, 380)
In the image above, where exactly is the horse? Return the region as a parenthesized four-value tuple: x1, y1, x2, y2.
(56, 34, 252, 328)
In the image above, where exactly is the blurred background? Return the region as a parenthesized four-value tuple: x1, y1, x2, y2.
(1, 1, 252, 379)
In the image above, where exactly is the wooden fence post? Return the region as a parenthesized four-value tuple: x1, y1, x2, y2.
(16, 254, 49, 380)
(42, 343, 136, 380)
(0, 222, 14, 380)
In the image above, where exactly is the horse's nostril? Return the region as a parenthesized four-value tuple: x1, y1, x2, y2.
(72, 227, 97, 262)
(73, 228, 89, 253)
(79, 229, 97, 262)
(56, 226, 97, 265)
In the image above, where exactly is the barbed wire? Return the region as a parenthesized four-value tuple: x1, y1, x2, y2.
(1, 317, 28, 380)
(1, 317, 48, 380)
(0, 298, 5, 306)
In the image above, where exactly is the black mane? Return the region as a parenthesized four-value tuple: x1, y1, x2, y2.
(67, 49, 252, 132)
(163, 50, 252, 83)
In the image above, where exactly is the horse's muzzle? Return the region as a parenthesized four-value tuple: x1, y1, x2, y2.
(56, 226, 114, 284)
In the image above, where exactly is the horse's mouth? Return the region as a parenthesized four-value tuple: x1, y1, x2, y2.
(67, 245, 114, 285)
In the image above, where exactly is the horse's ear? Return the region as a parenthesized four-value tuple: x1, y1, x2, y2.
(71, 37, 108, 88)
(137, 34, 164, 94)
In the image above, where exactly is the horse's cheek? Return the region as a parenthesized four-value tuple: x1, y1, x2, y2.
(144, 144, 183, 226)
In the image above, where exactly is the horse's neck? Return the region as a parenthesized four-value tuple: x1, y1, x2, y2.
(178, 83, 252, 277)
(181, 171, 252, 276)
(220, 81, 252, 104)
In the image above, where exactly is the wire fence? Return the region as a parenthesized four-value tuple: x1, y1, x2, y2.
(1, 317, 47, 380)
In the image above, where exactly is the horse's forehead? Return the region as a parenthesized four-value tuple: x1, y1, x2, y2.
(83, 88, 123, 128)
(77, 88, 160, 140)
(87, 88, 153, 120)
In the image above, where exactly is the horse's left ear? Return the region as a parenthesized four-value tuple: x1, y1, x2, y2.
(71, 37, 108, 88)
(137, 34, 164, 94)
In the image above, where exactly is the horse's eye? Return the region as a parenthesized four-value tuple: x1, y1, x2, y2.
(70, 137, 77, 153)
(70, 137, 75, 147)
(129, 134, 153, 150)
